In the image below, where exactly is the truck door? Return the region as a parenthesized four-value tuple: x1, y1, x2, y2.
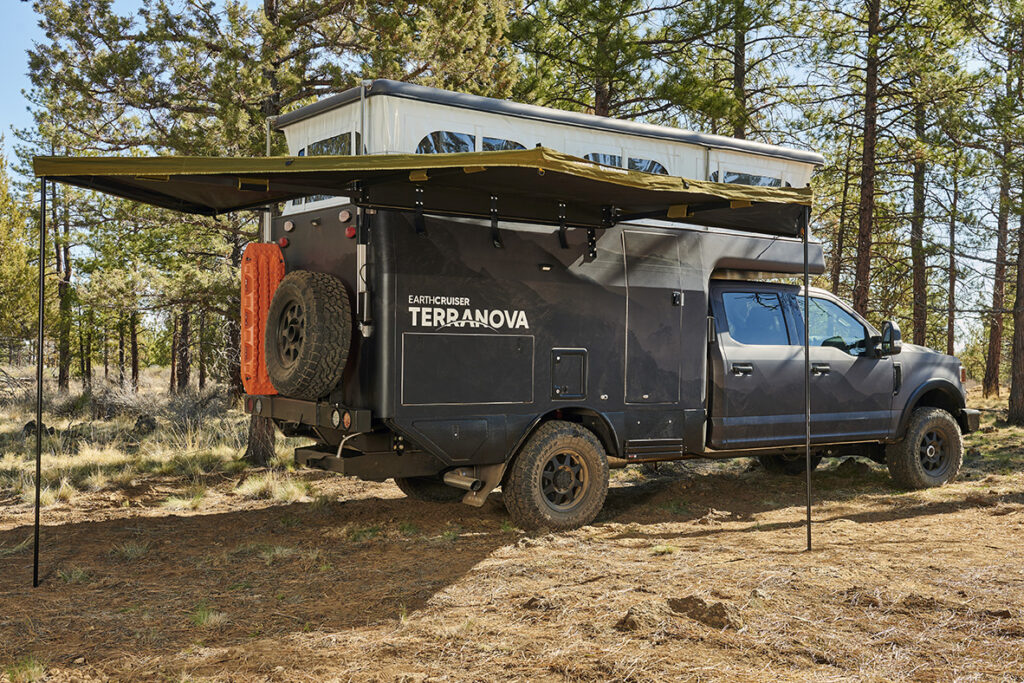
(786, 294, 893, 441)
(708, 284, 805, 449)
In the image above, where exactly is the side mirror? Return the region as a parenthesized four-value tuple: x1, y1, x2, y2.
(879, 320, 902, 357)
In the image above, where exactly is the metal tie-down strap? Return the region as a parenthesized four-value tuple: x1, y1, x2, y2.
(490, 194, 503, 249)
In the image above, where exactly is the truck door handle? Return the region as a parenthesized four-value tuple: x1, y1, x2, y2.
(812, 363, 831, 375)
(730, 363, 754, 376)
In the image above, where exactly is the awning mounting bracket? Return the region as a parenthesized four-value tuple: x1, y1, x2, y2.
(557, 202, 569, 249)
(490, 194, 503, 249)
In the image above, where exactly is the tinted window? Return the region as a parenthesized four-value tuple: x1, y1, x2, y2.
(483, 137, 526, 151)
(797, 297, 868, 355)
(585, 152, 622, 167)
(293, 133, 363, 204)
(721, 292, 790, 345)
(709, 170, 782, 187)
(417, 131, 475, 154)
(629, 158, 669, 175)
(307, 133, 351, 156)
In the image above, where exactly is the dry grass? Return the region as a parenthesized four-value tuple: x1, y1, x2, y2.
(2, 372, 1023, 681)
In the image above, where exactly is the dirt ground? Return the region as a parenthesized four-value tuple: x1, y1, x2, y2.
(2, 393, 1023, 681)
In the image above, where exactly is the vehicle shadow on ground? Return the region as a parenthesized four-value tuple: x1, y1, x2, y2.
(0, 494, 512, 667)
(597, 461, 1023, 539)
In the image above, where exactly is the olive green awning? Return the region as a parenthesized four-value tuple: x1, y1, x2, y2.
(33, 147, 812, 236)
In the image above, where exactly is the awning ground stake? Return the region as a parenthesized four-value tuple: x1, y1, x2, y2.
(33, 177, 46, 587)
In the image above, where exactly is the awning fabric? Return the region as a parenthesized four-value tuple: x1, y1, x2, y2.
(33, 147, 812, 236)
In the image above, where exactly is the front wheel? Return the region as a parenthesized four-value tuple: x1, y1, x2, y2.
(886, 407, 963, 489)
(502, 420, 609, 531)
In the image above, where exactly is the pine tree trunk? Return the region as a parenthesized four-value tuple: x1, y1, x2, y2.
(103, 330, 109, 382)
(169, 314, 178, 394)
(853, 0, 880, 317)
(198, 310, 207, 391)
(244, 413, 277, 466)
(732, 0, 747, 140)
(118, 315, 125, 388)
(983, 146, 1010, 397)
(832, 151, 853, 294)
(177, 307, 191, 393)
(910, 104, 927, 345)
(1008, 180, 1024, 424)
(130, 311, 139, 392)
(78, 319, 86, 383)
(947, 167, 958, 357)
(84, 320, 92, 391)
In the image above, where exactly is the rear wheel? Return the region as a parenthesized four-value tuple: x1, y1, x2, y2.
(265, 270, 352, 400)
(886, 407, 963, 488)
(759, 452, 822, 476)
(503, 420, 609, 531)
(394, 476, 464, 503)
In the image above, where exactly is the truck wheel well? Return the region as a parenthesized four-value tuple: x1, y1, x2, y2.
(912, 387, 961, 416)
(511, 409, 620, 464)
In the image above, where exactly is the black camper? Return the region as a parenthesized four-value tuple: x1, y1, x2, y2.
(243, 200, 976, 530)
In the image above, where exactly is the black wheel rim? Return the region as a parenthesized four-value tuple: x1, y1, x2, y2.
(918, 427, 950, 477)
(277, 300, 305, 368)
(541, 450, 589, 511)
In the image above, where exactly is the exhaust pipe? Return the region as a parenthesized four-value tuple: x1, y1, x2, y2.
(444, 470, 483, 492)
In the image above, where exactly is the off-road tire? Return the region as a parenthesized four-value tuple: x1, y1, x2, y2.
(394, 476, 464, 503)
(265, 270, 352, 400)
(759, 452, 822, 476)
(886, 407, 963, 489)
(502, 420, 609, 531)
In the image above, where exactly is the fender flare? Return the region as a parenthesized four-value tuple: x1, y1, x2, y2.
(895, 378, 966, 439)
(505, 407, 621, 465)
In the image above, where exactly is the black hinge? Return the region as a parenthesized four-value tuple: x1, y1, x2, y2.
(707, 316, 716, 343)
(893, 362, 902, 394)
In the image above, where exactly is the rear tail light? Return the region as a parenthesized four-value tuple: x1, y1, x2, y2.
(960, 366, 967, 383)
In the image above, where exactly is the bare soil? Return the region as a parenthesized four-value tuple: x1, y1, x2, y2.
(2, 398, 1023, 681)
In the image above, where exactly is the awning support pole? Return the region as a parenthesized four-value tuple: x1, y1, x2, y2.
(33, 177, 47, 587)
(802, 206, 812, 552)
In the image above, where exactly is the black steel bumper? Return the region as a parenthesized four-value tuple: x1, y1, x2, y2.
(242, 394, 372, 434)
(961, 408, 980, 434)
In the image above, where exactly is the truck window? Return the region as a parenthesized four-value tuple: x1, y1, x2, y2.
(721, 292, 790, 345)
(417, 131, 475, 154)
(802, 297, 868, 355)
(483, 137, 526, 151)
(628, 158, 669, 175)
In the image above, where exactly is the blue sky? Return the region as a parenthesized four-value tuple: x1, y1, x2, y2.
(0, 2, 153, 158)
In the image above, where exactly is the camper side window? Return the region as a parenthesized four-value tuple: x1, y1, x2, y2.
(585, 152, 622, 167)
(709, 170, 782, 187)
(483, 137, 526, 151)
(417, 131, 475, 154)
(628, 158, 669, 175)
(721, 292, 790, 346)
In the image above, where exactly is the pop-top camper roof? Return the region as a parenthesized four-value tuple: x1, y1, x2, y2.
(273, 79, 823, 205)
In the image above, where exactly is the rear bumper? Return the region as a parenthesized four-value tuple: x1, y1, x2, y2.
(243, 394, 372, 434)
(960, 408, 980, 434)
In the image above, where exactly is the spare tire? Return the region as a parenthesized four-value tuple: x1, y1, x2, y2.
(265, 270, 352, 400)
